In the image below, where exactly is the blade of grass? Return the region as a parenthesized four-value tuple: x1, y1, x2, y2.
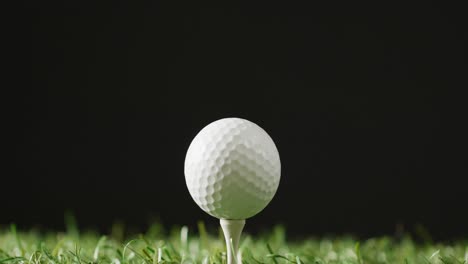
(93, 235, 107, 261)
(355, 242, 363, 264)
(10, 224, 24, 255)
(0, 257, 26, 263)
(266, 254, 296, 263)
(266, 243, 278, 264)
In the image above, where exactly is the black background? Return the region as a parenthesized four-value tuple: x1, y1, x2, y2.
(6, 2, 467, 240)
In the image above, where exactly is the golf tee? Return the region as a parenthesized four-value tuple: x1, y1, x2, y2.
(220, 219, 245, 264)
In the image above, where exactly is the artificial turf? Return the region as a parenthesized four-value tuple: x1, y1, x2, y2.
(0, 223, 466, 264)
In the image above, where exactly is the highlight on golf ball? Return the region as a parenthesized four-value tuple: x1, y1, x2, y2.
(184, 117, 281, 220)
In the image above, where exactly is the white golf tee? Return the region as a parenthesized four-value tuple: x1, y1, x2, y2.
(220, 219, 245, 264)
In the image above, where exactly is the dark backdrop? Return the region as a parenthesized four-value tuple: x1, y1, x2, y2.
(6, 2, 467, 240)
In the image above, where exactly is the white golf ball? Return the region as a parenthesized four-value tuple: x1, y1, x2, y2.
(184, 117, 281, 220)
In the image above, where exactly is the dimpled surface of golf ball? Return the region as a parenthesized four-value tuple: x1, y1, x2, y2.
(184, 117, 281, 220)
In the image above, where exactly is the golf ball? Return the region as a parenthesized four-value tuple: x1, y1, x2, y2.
(184, 118, 281, 220)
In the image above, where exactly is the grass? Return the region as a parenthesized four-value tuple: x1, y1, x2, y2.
(0, 222, 467, 264)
